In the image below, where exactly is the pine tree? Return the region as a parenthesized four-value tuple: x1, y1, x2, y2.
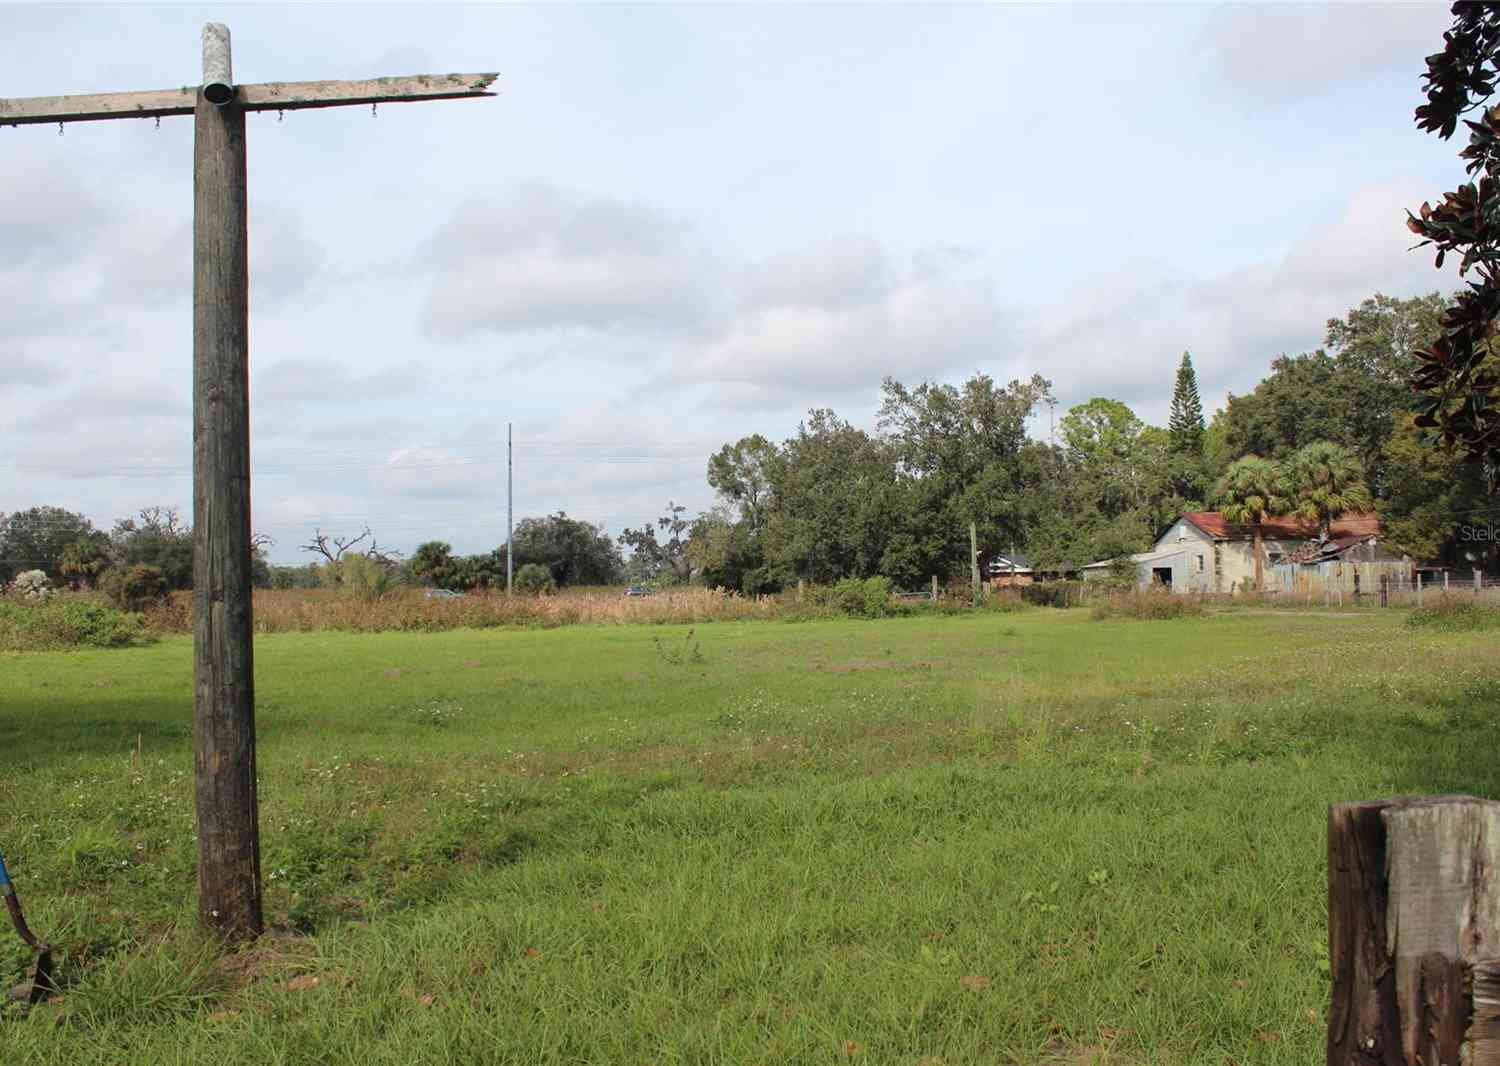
(1169, 350, 1205, 455)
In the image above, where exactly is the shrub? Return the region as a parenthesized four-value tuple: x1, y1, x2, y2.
(1408, 595, 1500, 631)
(1023, 581, 1088, 608)
(1091, 590, 1207, 621)
(10, 569, 52, 601)
(0, 596, 150, 650)
(101, 564, 167, 612)
(333, 553, 401, 602)
(514, 563, 557, 596)
(979, 589, 1029, 613)
(810, 576, 902, 618)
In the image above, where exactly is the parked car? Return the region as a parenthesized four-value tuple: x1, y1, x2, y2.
(423, 588, 464, 600)
(623, 586, 651, 598)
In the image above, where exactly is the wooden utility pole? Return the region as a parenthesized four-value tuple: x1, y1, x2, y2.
(2, 25, 495, 940)
(507, 422, 514, 596)
(192, 24, 259, 938)
(1328, 797, 1500, 1066)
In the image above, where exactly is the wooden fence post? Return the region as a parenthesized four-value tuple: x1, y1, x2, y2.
(1445, 571, 1450, 592)
(1379, 574, 1389, 608)
(1478, 571, 1485, 597)
(1328, 797, 1500, 1066)
(931, 574, 938, 602)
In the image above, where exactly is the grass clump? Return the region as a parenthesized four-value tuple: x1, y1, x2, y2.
(977, 589, 1028, 612)
(0, 596, 151, 651)
(1408, 595, 1500, 631)
(1090, 589, 1207, 621)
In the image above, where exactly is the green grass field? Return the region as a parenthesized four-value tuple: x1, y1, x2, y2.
(1, 609, 1496, 1064)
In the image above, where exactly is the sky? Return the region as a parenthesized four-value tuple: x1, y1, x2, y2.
(0, 1, 1469, 563)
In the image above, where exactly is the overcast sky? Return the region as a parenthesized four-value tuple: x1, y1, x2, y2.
(0, 2, 1466, 562)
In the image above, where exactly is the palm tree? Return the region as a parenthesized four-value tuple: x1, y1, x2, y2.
(1215, 455, 1292, 591)
(1286, 442, 1374, 542)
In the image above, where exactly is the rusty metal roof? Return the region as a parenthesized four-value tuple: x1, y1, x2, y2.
(1180, 511, 1382, 541)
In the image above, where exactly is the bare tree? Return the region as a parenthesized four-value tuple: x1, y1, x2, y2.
(300, 527, 401, 567)
(300, 527, 371, 564)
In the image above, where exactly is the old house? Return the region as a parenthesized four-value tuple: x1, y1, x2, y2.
(985, 553, 1034, 588)
(1084, 512, 1402, 594)
(1270, 527, 1411, 596)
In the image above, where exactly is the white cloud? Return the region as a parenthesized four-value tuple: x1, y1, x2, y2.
(1207, 3, 1450, 101)
(740, 236, 888, 311)
(680, 241, 1004, 400)
(250, 206, 327, 309)
(421, 182, 712, 338)
(0, 159, 107, 262)
(0, 352, 66, 390)
(1026, 178, 1457, 421)
(252, 356, 418, 412)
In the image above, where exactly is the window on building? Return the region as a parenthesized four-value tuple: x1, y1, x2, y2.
(1196, 554, 1204, 573)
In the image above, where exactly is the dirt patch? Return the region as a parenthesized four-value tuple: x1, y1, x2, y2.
(1041, 1044, 1130, 1066)
(1232, 610, 1375, 620)
(824, 660, 939, 674)
(215, 932, 318, 990)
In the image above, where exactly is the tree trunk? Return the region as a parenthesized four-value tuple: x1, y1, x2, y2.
(1252, 521, 1264, 591)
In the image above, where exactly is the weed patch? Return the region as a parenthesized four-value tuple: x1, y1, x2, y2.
(1408, 595, 1500, 631)
(1090, 591, 1208, 621)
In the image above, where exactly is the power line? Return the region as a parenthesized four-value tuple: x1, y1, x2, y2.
(10, 446, 716, 479)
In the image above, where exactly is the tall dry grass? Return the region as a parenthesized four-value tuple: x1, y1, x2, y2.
(1090, 588, 1209, 621)
(143, 586, 803, 636)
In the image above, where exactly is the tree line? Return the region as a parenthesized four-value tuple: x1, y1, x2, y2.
(5, 292, 1494, 600)
(0, 506, 271, 608)
(675, 291, 1495, 593)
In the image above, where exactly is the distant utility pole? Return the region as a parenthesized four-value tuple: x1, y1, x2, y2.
(0, 24, 495, 941)
(507, 422, 514, 595)
(970, 521, 981, 605)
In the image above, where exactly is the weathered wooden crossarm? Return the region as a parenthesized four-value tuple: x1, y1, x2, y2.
(0, 73, 498, 126)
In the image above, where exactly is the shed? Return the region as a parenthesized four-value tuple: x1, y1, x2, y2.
(985, 552, 1034, 588)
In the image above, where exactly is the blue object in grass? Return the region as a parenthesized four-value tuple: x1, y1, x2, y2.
(0, 849, 12, 892)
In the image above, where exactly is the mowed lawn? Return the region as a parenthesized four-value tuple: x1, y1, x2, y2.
(1, 609, 1497, 1064)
